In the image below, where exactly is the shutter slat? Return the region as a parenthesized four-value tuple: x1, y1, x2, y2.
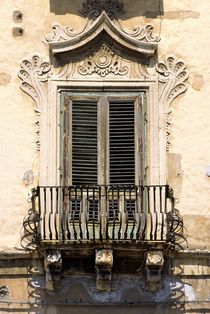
(72, 101, 97, 185)
(109, 101, 135, 185)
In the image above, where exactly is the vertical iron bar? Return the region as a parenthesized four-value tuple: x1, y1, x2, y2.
(79, 187, 83, 239)
(86, 187, 89, 240)
(61, 187, 65, 240)
(112, 186, 116, 240)
(66, 186, 71, 240)
(99, 186, 102, 241)
(124, 186, 128, 240)
(118, 186, 122, 240)
(153, 186, 158, 240)
(49, 187, 53, 240)
(141, 186, 146, 240)
(43, 187, 46, 240)
(93, 187, 95, 241)
(72, 186, 77, 240)
(160, 186, 164, 240)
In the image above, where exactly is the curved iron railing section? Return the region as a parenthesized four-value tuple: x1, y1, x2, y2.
(29, 185, 183, 245)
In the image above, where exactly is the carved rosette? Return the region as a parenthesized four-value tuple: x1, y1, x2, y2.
(78, 44, 128, 77)
(156, 55, 189, 151)
(80, 0, 126, 20)
(18, 55, 51, 150)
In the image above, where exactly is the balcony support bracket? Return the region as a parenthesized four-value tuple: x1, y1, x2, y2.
(145, 250, 164, 292)
(44, 249, 62, 291)
(95, 249, 113, 291)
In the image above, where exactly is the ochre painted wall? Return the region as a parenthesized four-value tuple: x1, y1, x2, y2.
(0, 0, 209, 250)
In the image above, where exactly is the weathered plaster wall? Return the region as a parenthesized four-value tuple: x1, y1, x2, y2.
(0, 254, 209, 314)
(0, 0, 209, 250)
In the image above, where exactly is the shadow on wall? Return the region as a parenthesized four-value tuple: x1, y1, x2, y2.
(49, 0, 164, 19)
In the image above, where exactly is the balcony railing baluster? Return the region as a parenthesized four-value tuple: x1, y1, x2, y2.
(31, 185, 176, 243)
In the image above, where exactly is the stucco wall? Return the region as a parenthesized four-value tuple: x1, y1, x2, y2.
(0, 0, 210, 250)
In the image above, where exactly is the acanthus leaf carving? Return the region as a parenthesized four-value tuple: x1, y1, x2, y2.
(156, 55, 189, 151)
(18, 55, 51, 150)
(77, 43, 128, 77)
(114, 21, 160, 42)
(44, 22, 90, 44)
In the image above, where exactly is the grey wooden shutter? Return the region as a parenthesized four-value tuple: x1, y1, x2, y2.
(61, 95, 72, 186)
(109, 100, 135, 185)
(72, 100, 98, 185)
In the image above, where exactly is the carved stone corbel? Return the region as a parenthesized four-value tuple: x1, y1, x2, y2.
(18, 55, 51, 151)
(44, 250, 62, 291)
(145, 250, 164, 292)
(95, 249, 113, 291)
(156, 55, 189, 151)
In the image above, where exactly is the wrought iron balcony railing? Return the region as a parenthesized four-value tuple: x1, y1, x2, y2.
(30, 185, 178, 244)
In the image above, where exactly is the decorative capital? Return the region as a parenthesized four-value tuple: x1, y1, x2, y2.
(80, 0, 126, 20)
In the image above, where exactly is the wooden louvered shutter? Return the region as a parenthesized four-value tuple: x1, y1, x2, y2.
(72, 99, 98, 185)
(109, 99, 135, 185)
(61, 95, 72, 186)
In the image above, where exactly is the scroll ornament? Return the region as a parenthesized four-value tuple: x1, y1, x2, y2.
(156, 55, 189, 150)
(18, 55, 51, 150)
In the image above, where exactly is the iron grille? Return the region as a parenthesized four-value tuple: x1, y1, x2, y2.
(31, 185, 176, 243)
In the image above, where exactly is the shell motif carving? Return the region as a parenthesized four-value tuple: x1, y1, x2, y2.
(156, 55, 189, 151)
(18, 55, 51, 112)
(156, 55, 189, 109)
(18, 55, 51, 150)
(78, 44, 128, 77)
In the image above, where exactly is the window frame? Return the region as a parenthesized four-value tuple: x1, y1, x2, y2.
(60, 91, 146, 186)
(40, 79, 165, 187)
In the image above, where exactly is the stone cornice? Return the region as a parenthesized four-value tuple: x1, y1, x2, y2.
(44, 11, 158, 56)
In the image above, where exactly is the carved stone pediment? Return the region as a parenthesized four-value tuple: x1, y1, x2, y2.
(44, 11, 158, 57)
(18, 4, 188, 162)
(52, 42, 150, 80)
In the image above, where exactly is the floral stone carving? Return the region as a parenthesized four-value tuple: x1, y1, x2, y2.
(78, 44, 128, 77)
(156, 55, 189, 150)
(18, 55, 51, 150)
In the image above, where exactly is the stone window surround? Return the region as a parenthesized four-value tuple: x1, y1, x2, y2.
(43, 79, 160, 186)
(18, 11, 189, 187)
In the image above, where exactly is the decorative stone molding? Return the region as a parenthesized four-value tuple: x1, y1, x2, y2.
(44, 12, 158, 56)
(18, 55, 51, 150)
(95, 249, 113, 291)
(44, 250, 62, 291)
(78, 43, 128, 77)
(156, 55, 189, 151)
(0, 286, 10, 300)
(80, 0, 126, 20)
(145, 250, 164, 292)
